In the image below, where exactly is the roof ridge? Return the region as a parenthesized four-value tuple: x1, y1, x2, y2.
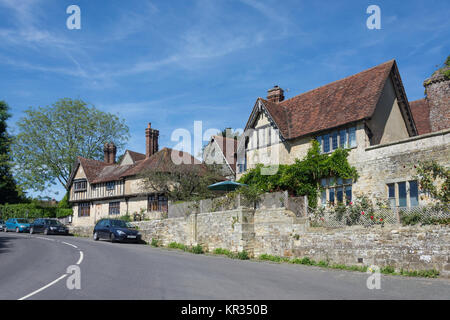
(281, 59, 395, 105)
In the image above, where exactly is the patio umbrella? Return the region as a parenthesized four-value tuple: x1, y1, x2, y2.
(207, 180, 247, 192)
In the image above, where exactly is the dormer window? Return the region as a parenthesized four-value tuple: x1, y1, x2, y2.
(106, 181, 115, 191)
(74, 180, 87, 192)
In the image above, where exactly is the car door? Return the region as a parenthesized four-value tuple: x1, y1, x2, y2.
(102, 220, 111, 239)
(5, 219, 13, 231)
(33, 219, 41, 232)
(96, 220, 107, 239)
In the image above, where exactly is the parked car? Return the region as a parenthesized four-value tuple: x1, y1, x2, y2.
(4, 218, 31, 233)
(30, 218, 69, 235)
(0, 220, 5, 231)
(93, 219, 141, 243)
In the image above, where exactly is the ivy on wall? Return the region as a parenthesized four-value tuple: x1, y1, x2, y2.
(238, 140, 359, 208)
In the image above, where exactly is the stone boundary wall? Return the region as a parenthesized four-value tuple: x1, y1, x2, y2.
(69, 208, 450, 277)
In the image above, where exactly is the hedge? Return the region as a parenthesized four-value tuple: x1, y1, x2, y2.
(0, 203, 72, 220)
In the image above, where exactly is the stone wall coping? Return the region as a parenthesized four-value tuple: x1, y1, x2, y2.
(365, 128, 450, 151)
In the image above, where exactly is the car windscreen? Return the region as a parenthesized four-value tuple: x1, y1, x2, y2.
(46, 220, 61, 226)
(17, 219, 29, 223)
(110, 220, 128, 228)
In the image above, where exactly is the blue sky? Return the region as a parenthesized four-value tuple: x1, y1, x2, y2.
(1, 0, 449, 199)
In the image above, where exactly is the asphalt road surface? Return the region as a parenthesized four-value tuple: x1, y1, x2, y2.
(0, 232, 449, 300)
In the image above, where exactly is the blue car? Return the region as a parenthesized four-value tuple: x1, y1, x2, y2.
(4, 218, 31, 233)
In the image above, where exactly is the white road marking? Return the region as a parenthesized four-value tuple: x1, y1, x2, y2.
(62, 241, 78, 249)
(36, 236, 55, 241)
(13, 233, 85, 299)
(18, 274, 68, 300)
(76, 251, 84, 265)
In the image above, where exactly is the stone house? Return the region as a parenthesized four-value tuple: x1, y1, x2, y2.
(203, 135, 238, 180)
(236, 59, 449, 208)
(67, 123, 207, 227)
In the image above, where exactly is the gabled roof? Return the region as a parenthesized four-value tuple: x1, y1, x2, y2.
(210, 135, 238, 174)
(245, 60, 416, 139)
(126, 150, 146, 163)
(75, 157, 112, 183)
(409, 98, 432, 135)
(120, 147, 205, 178)
(67, 148, 213, 187)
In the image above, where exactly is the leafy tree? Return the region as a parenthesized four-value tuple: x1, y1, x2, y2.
(0, 101, 23, 204)
(12, 98, 130, 192)
(139, 164, 223, 202)
(239, 140, 358, 207)
(415, 161, 449, 204)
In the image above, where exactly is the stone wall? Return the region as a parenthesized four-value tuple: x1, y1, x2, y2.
(131, 207, 450, 277)
(69, 207, 450, 277)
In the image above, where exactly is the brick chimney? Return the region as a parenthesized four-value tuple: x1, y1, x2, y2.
(103, 142, 117, 164)
(267, 85, 285, 103)
(424, 64, 450, 132)
(145, 123, 159, 158)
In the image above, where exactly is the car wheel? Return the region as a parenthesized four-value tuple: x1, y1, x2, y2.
(16, 227, 19, 233)
(30, 227, 34, 234)
(44, 229, 48, 235)
(93, 232, 99, 241)
(110, 233, 116, 243)
(3, 227, 7, 232)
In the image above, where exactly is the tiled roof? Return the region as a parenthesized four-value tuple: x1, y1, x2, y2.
(76, 157, 112, 183)
(120, 147, 205, 178)
(259, 60, 396, 139)
(211, 135, 238, 173)
(409, 98, 432, 135)
(126, 150, 146, 163)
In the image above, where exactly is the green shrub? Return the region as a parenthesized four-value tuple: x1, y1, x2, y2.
(381, 265, 396, 274)
(0, 203, 72, 220)
(214, 248, 231, 255)
(191, 244, 204, 254)
(237, 251, 250, 260)
(119, 214, 132, 222)
(400, 211, 422, 225)
(151, 238, 159, 247)
(168, 242, 186, 250)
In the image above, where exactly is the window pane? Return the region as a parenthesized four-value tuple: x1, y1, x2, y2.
(321, 190, 327, 206)
(388, 183, 395, 198)
(349, 127, 356, 148)
(345, 186, 352, 204)
(323, 134, 330, 153)
(337, 178, 343, 186)
(337, 187, 343, 203)
(332, 132, 338, 150)
(320, 178, 327, 187)
(398, 182, 407, 207)
(388, 183, 396, 208)
(409, 181, 419, 207)
(339, 130, 347, 148)
(317, 136, 322, 152)
(329, 188, 335, 204)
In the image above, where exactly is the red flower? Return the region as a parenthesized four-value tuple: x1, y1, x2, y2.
(380, 218, 383, 222)
(361, 211, 365, 215)
(370, 216, 374, 220)
(349, 202, 353, 205)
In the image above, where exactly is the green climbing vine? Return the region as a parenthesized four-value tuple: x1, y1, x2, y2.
(238, 140, 359, 208)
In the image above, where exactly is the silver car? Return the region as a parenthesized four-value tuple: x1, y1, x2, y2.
(0, 220, 5, 231)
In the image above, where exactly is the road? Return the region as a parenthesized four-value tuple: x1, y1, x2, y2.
(0, 232, 449, 300)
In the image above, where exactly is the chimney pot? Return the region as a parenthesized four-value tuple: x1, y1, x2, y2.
(267, 85, 285, 103)
(145, 123, 159, 158)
